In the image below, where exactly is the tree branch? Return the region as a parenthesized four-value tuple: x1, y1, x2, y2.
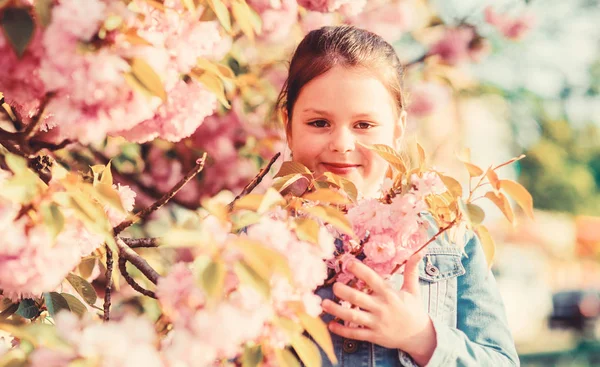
(91, 148, 200, 211)
(22, 92, 53, 143)
(103, 245, 114, 322)
(118, 254, 157, 299)
(116, 238, 160, 285)
(227, 152, 281, 211)
(113, 152, 208, 235)
(121, 237, 159, 248)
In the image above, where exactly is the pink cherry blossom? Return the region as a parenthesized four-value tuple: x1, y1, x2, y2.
(346, 1, 415, 43)
(484, 6, 535, 41)
(407, 82, 452, 117)
(429, 27, 475, 66)
(363, 234, 396, 263)
(104, 184, 137, 227)
(411, 171, 447, 197)
(248, 0, 298, 43)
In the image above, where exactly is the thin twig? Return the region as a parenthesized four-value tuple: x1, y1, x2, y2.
(118, 254, 157, 298)
(103, 246, 113, 322)
(227, 152, 281, 211)
(121, 237, 160, 248)
(90, 148, 198, 210)
(29, 139, 73, 153)
(22, 92, 53, 142)
(113, 153, 208, 235)
(116, 238, 160, 285)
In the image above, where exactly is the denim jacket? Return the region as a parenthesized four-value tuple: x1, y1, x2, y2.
(315, 226, 520, 367)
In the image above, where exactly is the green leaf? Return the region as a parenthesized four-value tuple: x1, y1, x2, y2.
(233, 239, 292, 282)
(34, 0, 53, 27)
(61, 293, 87, 318)
(233, 261, 270, 298)
(66, 273, 97, 306)
(127, 58, 166, 101)
(241, 345, 263, 367)
(303, 205, 355, 238)
(291, 334, 321, 367)
(0, 7, 34, 58)
(201, 260, 226, 299)
(78, 257, 96, 279)
(40, 202, 65, 241)
(298, 312, 337, 365)
(44, 292, 70, 317)
(4, 152, 28, 174)
(465, 203, 485, 225)
(231, 0, 259, 42)
(16, 299, 39, 319)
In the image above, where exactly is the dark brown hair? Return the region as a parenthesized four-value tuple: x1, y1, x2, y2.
(277, 25, 406, 134)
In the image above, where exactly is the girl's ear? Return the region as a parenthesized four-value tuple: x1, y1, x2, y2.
(282, 109, 292, 148)
(394, 110, 407, 149)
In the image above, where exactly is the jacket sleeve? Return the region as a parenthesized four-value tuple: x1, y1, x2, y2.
(400, 232, 520, 367)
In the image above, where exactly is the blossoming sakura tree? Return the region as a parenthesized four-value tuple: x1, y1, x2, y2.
(0, 0, 535, 366)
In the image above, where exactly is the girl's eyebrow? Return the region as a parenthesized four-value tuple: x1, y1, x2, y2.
(302, 108, 376, 119)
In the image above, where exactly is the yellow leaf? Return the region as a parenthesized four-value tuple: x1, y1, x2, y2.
(275, 348, 302, 367)
(196, 58, 234, 81)
(61, 293, 87, 318)
(143, 0, 166, 11)
(100, 161, 113, 185)
(127, 58, 166, 101)
(96, 182, 126, 212)
(241, 345, 263, 367)
(463, 162, 484, 177)
(360, 143, 407, 173)
(438, 173, 462, 198)
(486, 168, 500, 192)
(303, 188, 350, 204)
(275, 161, 312, 178)
(303, 205, 354, 237)
(294, 218, 320, 244)
(66, 273, 98, 306)
(340, 178, 358, 202)
(231, 0, 258, 42)
(291, 334, 322, 367)
(207, 0, 232, 33)
(465, 203, 485, 225)
(78, 257, 97, 279)
(234, 188, 285, 213)
(103, 15, 123, 31)
(201, 260, 226, 300)
(298, 312, 337, 365)
(272, 173, 307, 193)
(34, 0, 52, 27)
(232, 238, 292, 281)
(40, 203, 65, 241)
(475, 225, 495, 270)
(417, 142, 426, 168)
(234, 260, 271, 298)
(191, 70, 231, 108)
(499, 179, 534, 220)
(123, 29, 153, 46)
(456, 147, 471, 162)
(182, 0, 195, 12)
(484, 191, 514, 224)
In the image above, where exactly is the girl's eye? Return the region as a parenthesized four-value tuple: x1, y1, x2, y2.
(308, 120, 329, 128)
(355, 121, 374, 129)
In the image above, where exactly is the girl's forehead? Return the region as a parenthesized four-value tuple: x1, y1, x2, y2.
(293, 66, 398, 119)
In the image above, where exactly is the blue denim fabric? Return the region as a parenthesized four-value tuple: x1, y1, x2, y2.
(315, 224, 520, 367)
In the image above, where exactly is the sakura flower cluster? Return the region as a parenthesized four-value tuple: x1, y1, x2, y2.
(0, 0, 226, 145)
(334, 171, 448, 284)
(0, 167, 136, 300)
(152, 210, 336, 366)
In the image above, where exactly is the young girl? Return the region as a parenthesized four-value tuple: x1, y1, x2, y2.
(277, 25, 520, 367)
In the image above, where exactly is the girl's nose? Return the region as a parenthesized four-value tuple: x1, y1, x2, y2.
(328, 126, 356, 153)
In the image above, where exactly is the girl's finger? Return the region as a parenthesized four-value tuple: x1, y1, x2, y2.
(322, 299, 376, 329)
(346, 260, 387, 295)
(400, 248, 427, 295)
(328, 320, 374, 342)
(332, 282, 379, 312)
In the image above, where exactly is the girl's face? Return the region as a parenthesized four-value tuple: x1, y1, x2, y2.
(287, 65, 405, 198)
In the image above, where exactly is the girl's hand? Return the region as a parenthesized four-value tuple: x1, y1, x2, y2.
(321, 250, 437, 366)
